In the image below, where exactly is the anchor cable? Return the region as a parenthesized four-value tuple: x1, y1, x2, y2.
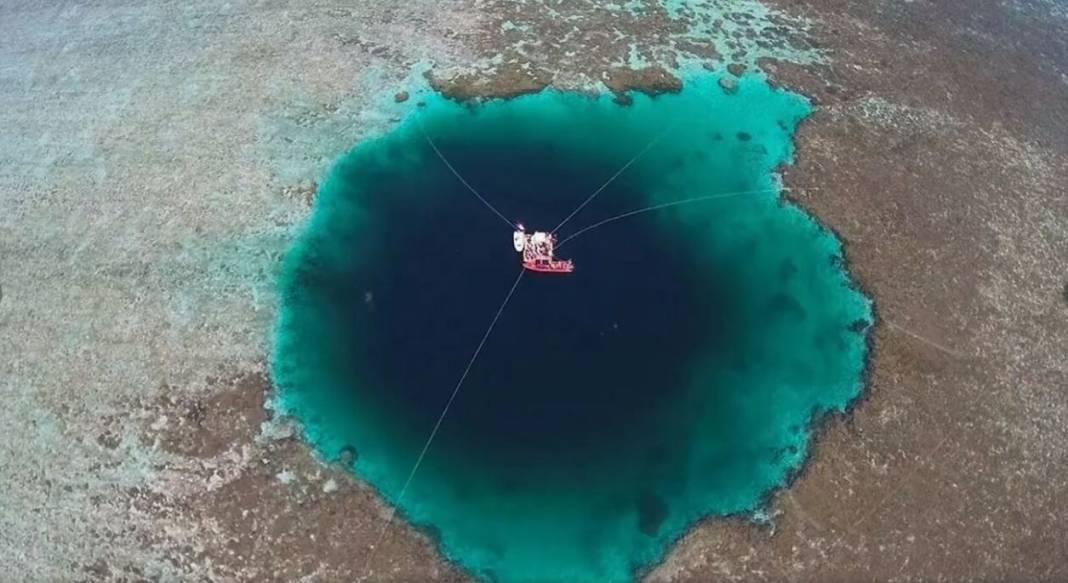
(362, 268, 526, 578)
(557, 188, 781, 248)
(417, 117, 517, 229)
(551, 122, 677, 234)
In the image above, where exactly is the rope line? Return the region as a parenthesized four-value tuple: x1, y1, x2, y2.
(848, 320, 970, 532)
(851, 431, 951, 531)
(551, 123, 676, 234)
(557, 188, 781, 247)
(884, 320, 971, 359)
(362, 269, 526, 578)
(417, 118, 516, 229)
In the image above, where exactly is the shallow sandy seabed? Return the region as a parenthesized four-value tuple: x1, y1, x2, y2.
(1, 0, 1066, 581)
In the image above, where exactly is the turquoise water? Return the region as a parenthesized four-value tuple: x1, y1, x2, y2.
(273, 74, 871, 582)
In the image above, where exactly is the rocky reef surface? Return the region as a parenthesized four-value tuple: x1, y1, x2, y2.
(1, 0, 1065, 580)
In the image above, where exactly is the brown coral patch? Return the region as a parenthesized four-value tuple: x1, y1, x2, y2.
(426, 65, 553, 101)
(151, 372, 270, 459)
(602, 66, 683, 97)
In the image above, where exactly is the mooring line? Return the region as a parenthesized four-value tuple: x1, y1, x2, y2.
(417, 117, 517, 229)
(847, 320, 971, 532)
(551, 122, 677, 235)
(884, 320, 971, 360)
(361, 269, 525, 579)
(850, 427, 952, 531)
(557, 188, 782, 247)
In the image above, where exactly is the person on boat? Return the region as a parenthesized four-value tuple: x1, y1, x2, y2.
(513, 225, 574, 273)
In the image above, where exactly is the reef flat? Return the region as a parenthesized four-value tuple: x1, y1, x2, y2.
(1, 0, 1065, 580)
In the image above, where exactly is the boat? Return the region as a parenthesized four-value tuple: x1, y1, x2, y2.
(513, 224, 574, 273)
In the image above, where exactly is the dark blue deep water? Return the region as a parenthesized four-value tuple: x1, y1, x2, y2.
(273, 74, 871, 582)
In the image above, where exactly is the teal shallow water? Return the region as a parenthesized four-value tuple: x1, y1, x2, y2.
(273, 74, 871, 582)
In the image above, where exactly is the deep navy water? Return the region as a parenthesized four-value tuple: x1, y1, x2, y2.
(273, 74, 871, 582)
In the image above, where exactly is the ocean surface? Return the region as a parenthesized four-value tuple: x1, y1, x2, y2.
(273, 73, 871, 582)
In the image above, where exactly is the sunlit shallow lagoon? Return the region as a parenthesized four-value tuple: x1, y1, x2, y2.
(273, 73, 871, 583)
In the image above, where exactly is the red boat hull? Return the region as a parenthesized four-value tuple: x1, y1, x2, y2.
(523, 259, 574, 273)
(514, 226, 574, 273)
